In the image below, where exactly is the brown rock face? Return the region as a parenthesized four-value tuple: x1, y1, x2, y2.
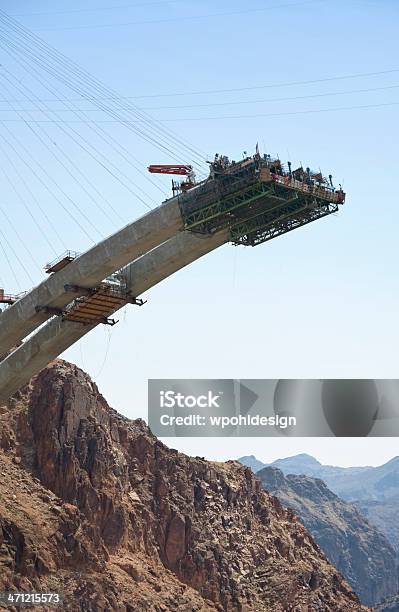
(0, 361, 368, 611)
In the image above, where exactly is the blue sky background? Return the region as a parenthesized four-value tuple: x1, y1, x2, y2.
(0, 0, 398, 465)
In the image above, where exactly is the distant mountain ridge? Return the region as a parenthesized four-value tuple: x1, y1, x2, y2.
(376, 595, 399, 612)
(256, 465, 398, 607)
(238, 453, 399, 502)
(237, 454, 266, 473)
(239, 452, 399, 590)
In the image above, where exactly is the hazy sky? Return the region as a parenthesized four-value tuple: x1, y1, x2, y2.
(161, 437, 399, 468)
(1, 1, 399, 465)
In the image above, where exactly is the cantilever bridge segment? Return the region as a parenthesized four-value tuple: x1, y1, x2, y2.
(0, 229, 228, 405)
(0, 151, 345, 404)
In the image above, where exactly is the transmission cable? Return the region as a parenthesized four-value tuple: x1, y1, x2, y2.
(0, 151, 56, 262)
(0, 68, 397, 104)
(0, 66, 151, 219)
(0, 10, 207, 167)
(0, 132, 67, 251)
(3, 99, 398, 123)
(0, 73, 118, 227)
(0, 119, 98, 244)
(0, 14, 205, 167)
(0, 232, 22, 292)
(35, 0, 325, 32)
(0, 74, 105, 240)
(0, 200, 42, 270)
(0, 29, 205, 173)
(0, 50, 164, 207)
(0, 40, 169, 201)
(139, 83, 399, 110)
(0, 223, 34, 287)
(0, 81, 397, 113)
(13, 0, 187, 18)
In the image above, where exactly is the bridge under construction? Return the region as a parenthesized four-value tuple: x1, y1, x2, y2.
(0, 148, 345, 405)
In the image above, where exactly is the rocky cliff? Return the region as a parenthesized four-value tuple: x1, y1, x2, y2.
(376, 595, 399, 612)
(257, 466, 398, 607)
(0, 361, 367, 611)
(240, 454, 399, 562)
(354, 497, 399, 558)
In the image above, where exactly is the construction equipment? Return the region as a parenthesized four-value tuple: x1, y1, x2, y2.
(148, 164, 196, 196)
(0, 290, 26, 306)
(5, 146, 344, 332)
(149, 148, 345, 246)
(35, 272, 145, 327)
(174, 146, 345, 246)
(45, 250, 79, 274)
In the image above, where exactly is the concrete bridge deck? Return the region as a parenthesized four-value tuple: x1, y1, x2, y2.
(0, 153, 345, 404)
(0, 229, 228, 405)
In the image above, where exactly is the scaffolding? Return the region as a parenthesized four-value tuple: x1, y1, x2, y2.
(0, 290, 27, 306)
(44, 250, 79, 274)
(178, 150, 345, 247)
(35, 272, 145, 327)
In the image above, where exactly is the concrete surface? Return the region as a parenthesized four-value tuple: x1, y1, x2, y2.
(0, 228, 228, 405)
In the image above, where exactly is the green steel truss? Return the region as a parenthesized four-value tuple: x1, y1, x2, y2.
(181, 174, 341, 247)
(232, 200, 339, 246)
(229, 193, 302, 240)
(181, 181, 273, 233)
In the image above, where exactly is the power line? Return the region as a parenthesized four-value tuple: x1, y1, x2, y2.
(0, 71, 119, 226)
(0, 43, 169, 201)
(0, 200, 42, 272)
(0, 66, 397, 103)
(0, 222, 34, 287)
(0, 10, 207, 168)
(126, 69, 399, 99)
(141, 83, 399, 110)
(8, 11, 208, 164)
(0, 99, 397, 123)
(0, 62, 156, 214)
(0, 119, 98, 244)
(0, 71, 104, 241)
(0, 130, 67, 251)
(36, 0, 325, 31)
(0, 140, 59, 260)
(153, 100, 399, 121)
(0, 30, 194, 166)
(12, 1, 187, 18)
(0, 229, 23, 292)
(0, 82, 397, 113)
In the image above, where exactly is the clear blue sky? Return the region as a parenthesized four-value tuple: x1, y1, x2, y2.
(1, 0, 398, 466)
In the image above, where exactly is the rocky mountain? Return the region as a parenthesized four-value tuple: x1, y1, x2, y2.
(256, 466, 398, 607)
(0, 361, 367, 611)
(237, 455, 265, 474)
(239, 453, 399, 504)
(354, 497, 399, 558)
(271, 454, 334, 477)
(376, 595, 399, 612)
(239, 453, 399, 561)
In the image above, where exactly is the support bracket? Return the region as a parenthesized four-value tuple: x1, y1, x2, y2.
(127, 296, 147, 306)
(35, 305, 63, 316)
(64, 284, 94, 296)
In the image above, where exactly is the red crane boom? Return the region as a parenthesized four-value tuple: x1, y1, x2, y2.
(148, 164, 193, 176)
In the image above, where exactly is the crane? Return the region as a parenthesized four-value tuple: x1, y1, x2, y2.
(148, 164, 196, 196)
